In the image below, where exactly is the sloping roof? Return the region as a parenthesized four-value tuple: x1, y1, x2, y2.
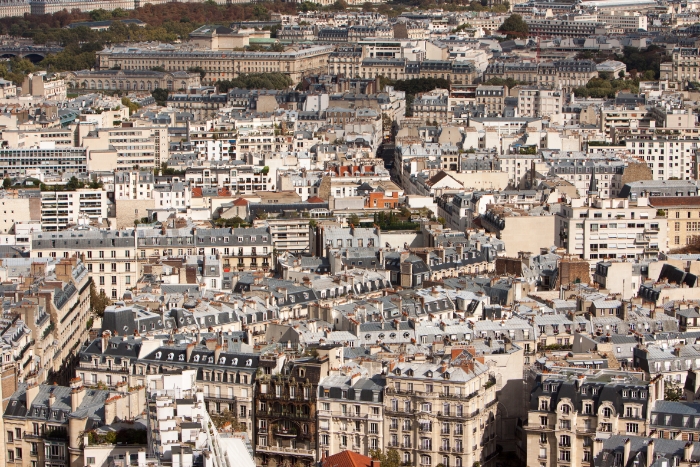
(649, 196, 700, 207)
(322, 450, 373, 467)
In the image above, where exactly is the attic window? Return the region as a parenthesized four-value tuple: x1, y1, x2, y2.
(194, 355, 200, 362)
(299, 368, 305, 377)
(404, 332, 410, 338)
(167, 353, 174, 360)
(111, 343, 118, 349)
(220, 357, 226, 364)
(232, 358, 238, 365)
(178, 354, 184, 361)
(208, 357, 214, 363)
(155, 352, 162, 359)
(246, 359, 252, 366)
(238, 237, 243, 242)
(224, 237, 229, 243)
(251, 237, 256, 242)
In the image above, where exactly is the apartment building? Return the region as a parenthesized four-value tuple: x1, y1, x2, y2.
(412, 89, 450, 124)
(0, 191, 40, 234)
(555, 197, 667, 260)
(252, 218, 312, 254)
(383, 352, 498, 467)
(484, 60, 598, 91)
(524, 369, 661, 467)
(660, 48, 700, 84)
(21, 73, 66, 100)
(476, 85, 507, 115)
(623, 137, 699, 181)
(0, 147, 87, 177)
(78, 333, 258, 439)
(516, 88, 562, 118)
(31, 229, 137, 300)
(547, 161, 625, 198)
(596, 11, 647, 31)
(197, 227, 273, 274)
(316, 373, 385, 458)
(81, 125, 168, 170)
(254, 352, 330, 467)
(647, 197, 700, 249)
(40, 189, 109, 231)
(96, 45, 333, 84)
(525, 19, 608, 38)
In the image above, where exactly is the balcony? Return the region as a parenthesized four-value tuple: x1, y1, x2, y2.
(439, 445, 451, 452)
(452, 447, 464, 453)
(402, 442, 412, 449)
(273, 425, 298, 438)
(256, 446, 315, 457)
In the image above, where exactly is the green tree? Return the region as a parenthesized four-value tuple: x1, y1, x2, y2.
(151, 88, 169, 106)
(666, 384, 683, 401)
(89, 280, 111, 317)
(368, 449, 400, 467)
(2, 177, 10, 189)
(121, 97, 140, 115)
(498, 14, 529, 38)
(252, 4, 269, 20)
(348, 213, 361, 226)
(66, 176, 84, 190)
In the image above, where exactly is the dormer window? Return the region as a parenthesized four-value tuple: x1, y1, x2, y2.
(246, 359, 252, 366)
(155, 352, 162, 359)
(167, 353, 174, 360)
(208, 357, 214, 363)
(232, 358, 238, 365)
(178, 354, 184, 361)
(194, 355, 200, 362)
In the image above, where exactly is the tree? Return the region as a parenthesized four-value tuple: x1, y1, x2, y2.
(498, 14, 529, 38)
(348, 213, 361, 226)
(121, 97, 140, 115)
(151, 88, 169, 106)
(368, 449, 400, 467)
(665, 384, 683, 402)
(66, 176, 84, 190)
(89, 280, 111, 317)
(2, 177, 10, 189)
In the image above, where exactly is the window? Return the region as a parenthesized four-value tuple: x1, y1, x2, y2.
(626, 423, 639, 433)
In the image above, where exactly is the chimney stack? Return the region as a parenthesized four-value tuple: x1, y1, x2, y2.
(647, 440, 655, 464)
(624, 438, 631, 466)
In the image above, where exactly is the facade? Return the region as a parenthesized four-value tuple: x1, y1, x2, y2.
(383, 353, 498, 467)
(40, 189, 109, 231)
(476, 85, 507, 115)
(555, 197, 667, 260)
(97, 45, 334, 84)
(254, 353, 330, 467)
(484, 60, 598, 91)
(516, 88, 562, 118)
(524, 369, 660, 467)
(32, 229, 137, 300)
(649, 197, 700, 249)
(317, 373, 385, 458)
(0, 148, 87, 177)
(63, 69, 200, 92)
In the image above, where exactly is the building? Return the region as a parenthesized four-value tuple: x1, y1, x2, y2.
(97, 44, 334, 85)
(31, 229, 136, 300)
(316, 372, 385, 458)
(0, 148, 87, 178)
(81, 125, 169, 170)
(649, 197, 700, 249)
(21, 73, 66, 100)
(476, 85, 507, 115)
(254, 351, 331, 467)
(516, 88, 562, 118)
(525, 369, 661, 467)
(555, 197, 667, 260)
(63, 69, 200, 92)
(40, 189, 109, 231)
(383, 350, 498, 467)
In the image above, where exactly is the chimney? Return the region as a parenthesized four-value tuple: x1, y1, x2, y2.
(214, 345, 222, 363)
(371, 460, 380, 467)
(25, 383, 40, 408)
(624, 438, 631, 466)
(101, 330, 111, 353)
(71, 379, 85, 412)
(48, 390, 56, 408)
(647, 440, 655, 464)
(186, 343, 195, 361)
(685, 442, 694, 462)
(593, 438, 604, 459)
